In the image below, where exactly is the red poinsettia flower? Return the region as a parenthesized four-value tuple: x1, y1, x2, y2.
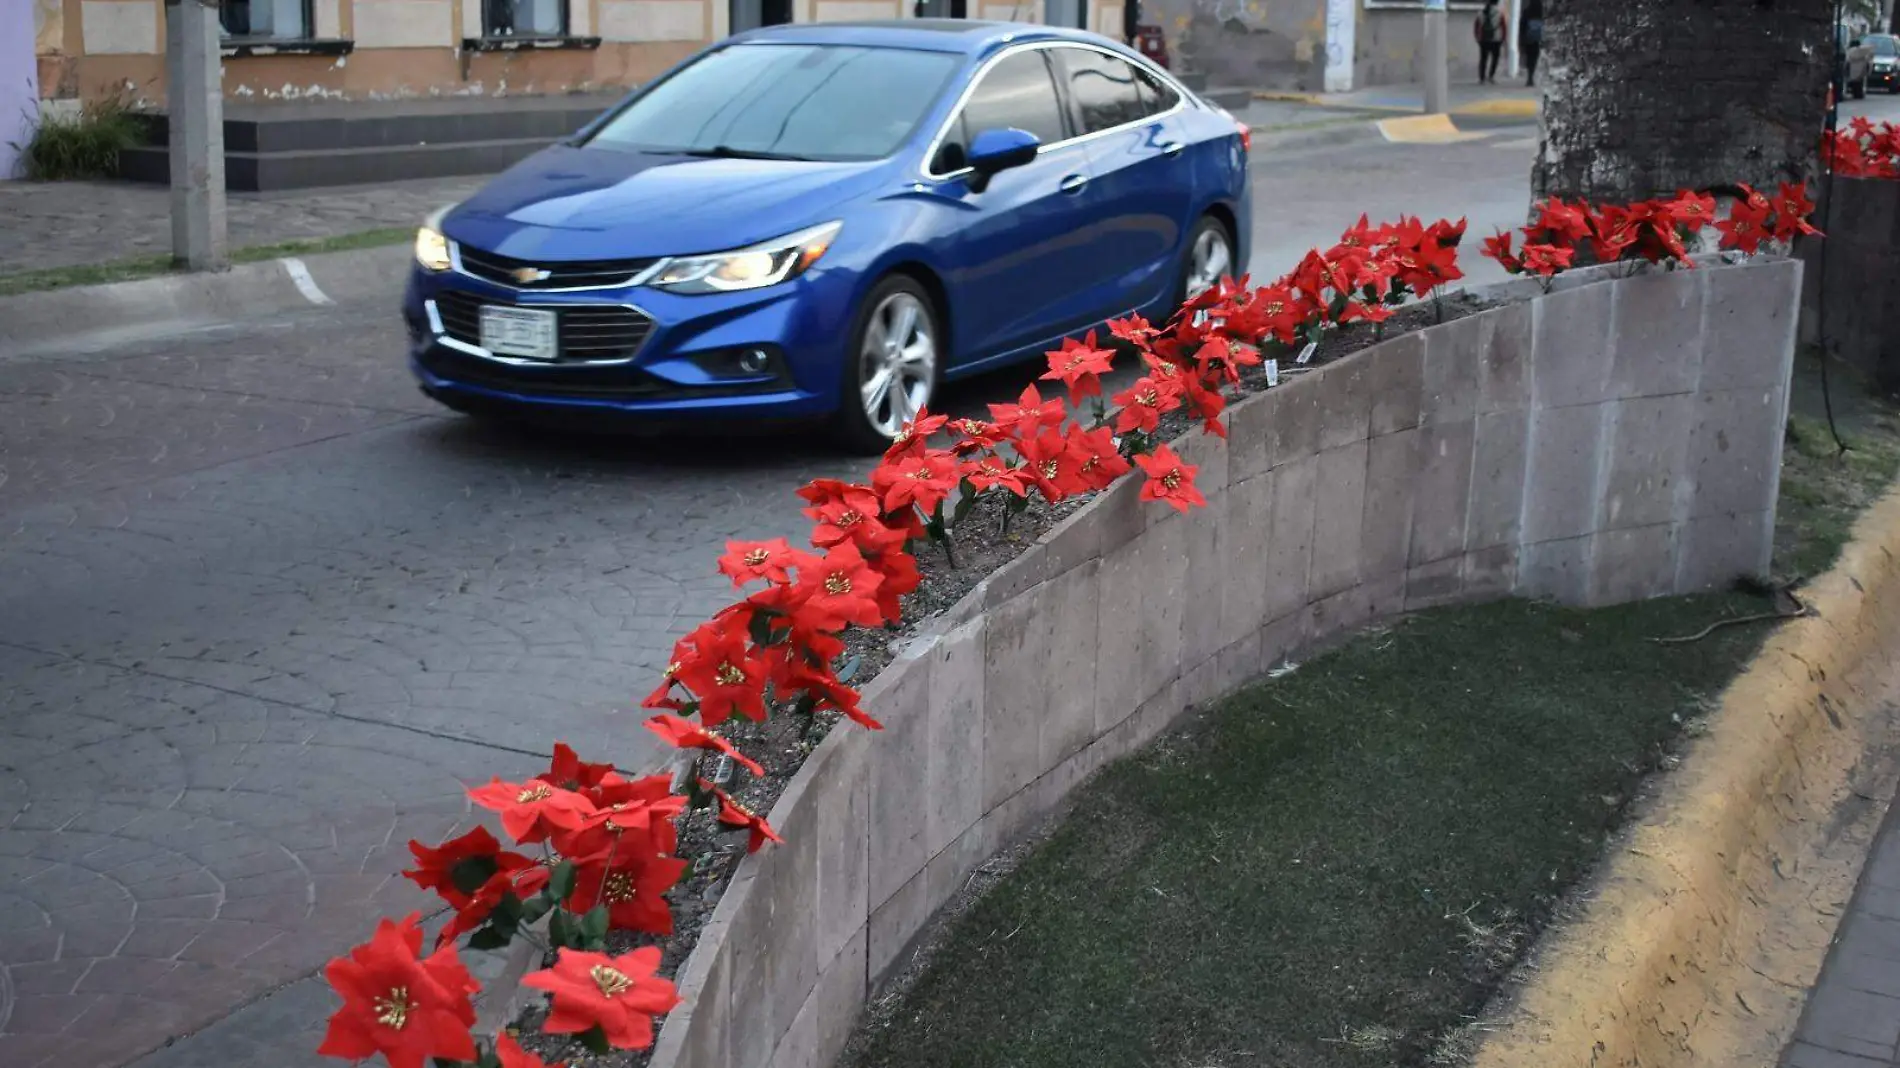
(946, 416, 1007, 457)
(1107, 313, 1159, 347)
(523, 947, 680, 1052)
(1112, 375, 1185, 435)
(961, 453, 1031, 497)
(561, 774, 685, 856)
(1521, 243, 1575, 277)
(863, 544, 922, 629)
(318, 914, 478, 1068)
(404, 827, 536, 913)
(1041, 331, 1117, 401)
(671, 618, 768, 726)
(739, 584, 848, 665)
(706, 783, 785, 852)
(987, 383, 1067, 440)
(468, 778, 596, 846)
(716, 537, 801, 587)
(1480, 230, 1522, 273)
(871, 447, 961, 517)
(1178, 372, 1229, 439)
(644, 714, 766, 777)
(565, 849, 689, 936)
(791, 539, 887, 628)
(1533, 198, 1593, 244)
(1771, 180, 1820, 239)
(538, 743, 617, 792)
(1250, 284, 1312, 344)
(1716, 196, 1772, 255)
(1066, 425, 1131, 491)
(1340, 299, 1396, 325)
(1017, 428, 1091, 503)
(1664, 189, 1718, 232)
(435, 863, 551, 948)
(496, 1033, 564, 1068)
(1134, 444, 1207, 513)
(883, 407, 949, 460)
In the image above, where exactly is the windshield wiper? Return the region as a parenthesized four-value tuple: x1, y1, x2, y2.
(676, 145, 814, 162)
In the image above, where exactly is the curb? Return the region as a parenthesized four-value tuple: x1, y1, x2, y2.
(1473, 479, 1900, 1068)
(1256, 117, 1391, 154)
(0, 242, 412, 358)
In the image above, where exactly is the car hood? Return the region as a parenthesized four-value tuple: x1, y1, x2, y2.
(444, 144, 892, 261)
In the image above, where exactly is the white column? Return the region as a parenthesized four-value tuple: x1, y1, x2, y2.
(1323, 0, 1353, 92)
(1421, 0, 1447, 114)
(165, 0, 227, 270)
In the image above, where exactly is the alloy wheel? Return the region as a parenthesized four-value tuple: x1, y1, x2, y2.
(858, 291, 936, 438)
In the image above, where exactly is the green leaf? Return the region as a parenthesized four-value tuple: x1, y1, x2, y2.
(467, 926, 510, 951)
(548, 860, 578, 903)
(835, 655, 862, 684)
(749, 610, 775, 648)
(582, 904, 611, 948)
(549, 909, 575, 949)
(580, 1025, 612, 1056)
(493, 892, 524, 924)
(448, 855, 500, 898)
(520, 894, 554, 924)
(951, 486, 980, 527)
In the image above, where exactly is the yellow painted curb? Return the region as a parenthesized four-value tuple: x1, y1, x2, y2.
(1473, 480, 1900, 1068)
(1455, 97, 1540, 118)
(1376, 113, 1485, 144)
(1252, 90, 1327, 105)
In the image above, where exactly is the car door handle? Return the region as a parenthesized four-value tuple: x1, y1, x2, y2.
(1159, 140, 1185, 157)
(1059, 173, 1089, 195)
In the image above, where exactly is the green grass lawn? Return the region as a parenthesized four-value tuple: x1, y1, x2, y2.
(845, 352, 1900, 1068)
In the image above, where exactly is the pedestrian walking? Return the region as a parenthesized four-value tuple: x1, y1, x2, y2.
(1520, 0, 1545, 87)
(1473, 0, 1506, 84)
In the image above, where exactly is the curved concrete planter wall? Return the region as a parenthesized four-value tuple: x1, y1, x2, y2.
(643, 258, 1803, 1068)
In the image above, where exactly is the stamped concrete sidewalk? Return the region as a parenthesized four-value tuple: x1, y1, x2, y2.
(0, 176, 481, 277)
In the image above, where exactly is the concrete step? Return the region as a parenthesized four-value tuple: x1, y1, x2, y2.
(1175, 69, 1209, 92)
(117, 136, 553, 192)
(1201, 86, 1254, 111)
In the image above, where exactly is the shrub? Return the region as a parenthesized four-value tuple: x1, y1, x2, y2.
(19, 97, 145, 181)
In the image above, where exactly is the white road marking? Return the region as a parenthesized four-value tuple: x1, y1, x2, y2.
(280, 257, 334, 305)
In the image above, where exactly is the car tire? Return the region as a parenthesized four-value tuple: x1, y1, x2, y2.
(1172, 213, 1237, 317)
(832, 274, 943, 456)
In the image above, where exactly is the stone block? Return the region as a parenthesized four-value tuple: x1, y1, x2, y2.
(867, 867, 929, 988)
(1409, 419, 1475, 565)
(727, 850, 786, 1068)
(866, 656, 931, 909)
(1095, 532, 1145, 735)
(1042, 560, 1102, 768)
(1463, 544, 1518, 600)
(1227, 387, 1282, 484)
(1686, 387, 1786, 519)
(1588, 524, 1679, 605)
(1265, 457, 1317, 619)
(1406, 556, 1465, 611)
(924, 619, 984, 862)
(1219, 474, 1274, 649)
(1518, 536, 1593, 605)
(1420, 316, 1482, 426)
(1305, 583, 1375, 647)
(1091, 472, 1149, 557)
(660, 932, 730, 1068)
(1478, 301, 1533, 415)
(1609, 268, 1703, 399)
(1181, 495, 1228, 671)
(811, 729, 871, 969)
(1533, 281, 1616, 409)
(1269, 376, 1324, 468)
(772, 929, 866, 1068)
(983, 581, 1051, 814)
(1172, 423, 1230, 494)
(1314, 352, 1374, 451)
(1135, 514, 1191, 704)
(1466, 409, 1530, 551)
(758, 790, 820, 1055)
(1703, 261, 1801, 393)
(1363, 568, 1408, 622)
(1258, 612, 1303, 673)
(1041, 494, 1102, 581)
(1521, 403, 1608, 544)
(1368, 331, 1426, 436)
(1676, 510, 1772, 592)
(981, 542, 1047, 611)
(1599, 394, 1694, 532)
(1215, 628, 1265, 693)
(925, 811, 999, 909)
(1308, 440, 1369, 600)
(1361, 428, 1422, 579)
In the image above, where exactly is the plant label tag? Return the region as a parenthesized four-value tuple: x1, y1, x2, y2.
(1266, 358, 1281, 387)
(1297, 340, 1318, 365)
(712, 753, 734, 785)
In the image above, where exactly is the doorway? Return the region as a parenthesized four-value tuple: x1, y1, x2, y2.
(730, 0, 792, 31)
(913, 0, 968, 16)
(1043, 0, 1087, 29)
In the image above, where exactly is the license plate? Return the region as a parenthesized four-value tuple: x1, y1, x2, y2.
(479, 305, 558, 360)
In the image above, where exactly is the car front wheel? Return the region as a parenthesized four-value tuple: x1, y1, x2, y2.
(833, 275, 941, 455)
(1175, 214, 1236, 315)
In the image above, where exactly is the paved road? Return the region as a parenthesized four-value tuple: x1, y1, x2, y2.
(0, 127, 1534, 1068)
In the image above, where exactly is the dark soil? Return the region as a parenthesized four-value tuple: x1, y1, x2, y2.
(506, 285, 1497, 1067)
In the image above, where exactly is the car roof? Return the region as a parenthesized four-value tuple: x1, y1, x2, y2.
(725, 18, 1110, 55)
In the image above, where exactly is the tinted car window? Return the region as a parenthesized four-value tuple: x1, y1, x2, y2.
(934, 50, 1067, 172)
(1136, 66, 1180, 115)
(586, 44, 960, 162)
(1873, 35, 1900, 55)
(1053, 47, 1147, 134)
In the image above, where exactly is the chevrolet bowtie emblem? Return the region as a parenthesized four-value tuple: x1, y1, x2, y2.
(512, 266, 552, 284)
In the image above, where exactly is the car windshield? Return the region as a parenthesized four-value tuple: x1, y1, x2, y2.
(1871, 36, 1899, 55)
(583, 43, 962, 162)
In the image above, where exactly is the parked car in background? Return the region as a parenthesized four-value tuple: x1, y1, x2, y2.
(403, 20, 1252, 452)
(1846, 33, 1900, 97)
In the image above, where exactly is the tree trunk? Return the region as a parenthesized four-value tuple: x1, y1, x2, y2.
(1532, 0, 1835, 204)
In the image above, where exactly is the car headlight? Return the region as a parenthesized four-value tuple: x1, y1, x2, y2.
(415, 206, 454, 272)
(649, 222, 841, 294)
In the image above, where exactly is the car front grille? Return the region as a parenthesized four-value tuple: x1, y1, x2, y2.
(455, 244, 660, 290)
(434, 290, 656, 363)
(416, 343, 677, 399)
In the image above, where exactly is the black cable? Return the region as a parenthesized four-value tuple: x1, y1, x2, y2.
(1817, 0, 1849, 456)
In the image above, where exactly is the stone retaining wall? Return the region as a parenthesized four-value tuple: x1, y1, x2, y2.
(1799, 176, 1900, 393)
(644, 257, 1803, 1068)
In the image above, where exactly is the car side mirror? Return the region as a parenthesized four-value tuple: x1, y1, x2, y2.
(965, 127, 1040, 193)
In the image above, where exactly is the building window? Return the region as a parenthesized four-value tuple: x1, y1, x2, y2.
(483, 0, 569, 37)
(219, 0, 313, 38)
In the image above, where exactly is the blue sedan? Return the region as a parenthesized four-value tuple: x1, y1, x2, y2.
(403, 19, 1252, 452)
